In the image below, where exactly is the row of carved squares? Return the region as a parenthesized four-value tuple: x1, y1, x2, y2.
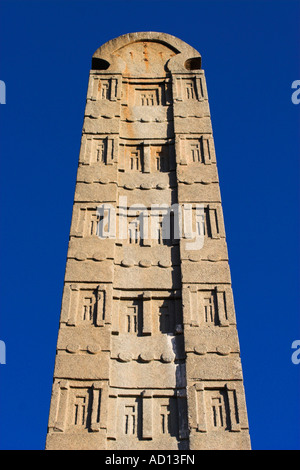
(107, 390, 188, 441)
(60, 283, 235, 330)
(48, 379, 247, 438)
(88, 75, 206, 104)
(70, 203, 223, 242)
(79, 135, 215, 167)
(61, 286, 183, 334)
(80, 138, 174, 168)
(49, 379, 188, 439)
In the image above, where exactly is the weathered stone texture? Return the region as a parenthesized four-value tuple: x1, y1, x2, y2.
(46, 32, 250, 450)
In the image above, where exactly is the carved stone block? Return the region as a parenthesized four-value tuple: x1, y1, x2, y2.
(46, 32, 250, 450)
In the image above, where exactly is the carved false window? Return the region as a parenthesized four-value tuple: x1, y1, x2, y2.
(126, 307, 138, 334)
(121, 397, 142, 438)
(130, 151, 139, 170)
(100, 80, 110, 100)
(113, 294, 182, 337)
(128, 218, 140, 245)
(191, 143, 201, 162)
(151, 145, 170, 172)
(190, 206, 215, 239)
(125, 212, 149, 246)
(203, 295, 214, 323)
(195, 209, 206, 237)
(141, 91, 155, 106)
(157, 398, 178, 437)
(194, 383, 241, 433)
(135, 87, 160, 106)
(208, 207, 219, 238)
(154, 219, 163, 245)
(82, 295, 95, 323)
(207, 389, 230, 431)
(155, 150, 169, 172)
(150, 298, 177, 335)
(158, 304, 173, 334)
(122, 143, 172, 173)
(111, 393, 186, 442)
(185, 80, 195, 100)
(68, 385, 102, 432)
(90, 211, 101, 236)
(187, 287, 230, 328)
(74, 394, 88, 427)
(95, 139, 106, 163)
(120, 211, 176, 247)
(75, 207, 103, 238)
(150, 213, 175, 246)
(128, 148, 142, 171)
(203, 291, 219, 325)
(185, 137, 214, 165)
(160, 404, 171, 434)
(124, 405, 137, 435)
(73, 287, 105, 327)
(121, 300, 143, 336)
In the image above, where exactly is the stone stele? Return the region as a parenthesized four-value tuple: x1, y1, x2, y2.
(45, 32, 251, 451)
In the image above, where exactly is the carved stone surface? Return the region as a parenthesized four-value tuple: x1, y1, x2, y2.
(46, 32, 250, 450)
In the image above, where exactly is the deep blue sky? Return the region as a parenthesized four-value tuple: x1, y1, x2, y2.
(0, 0, 299, 450)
